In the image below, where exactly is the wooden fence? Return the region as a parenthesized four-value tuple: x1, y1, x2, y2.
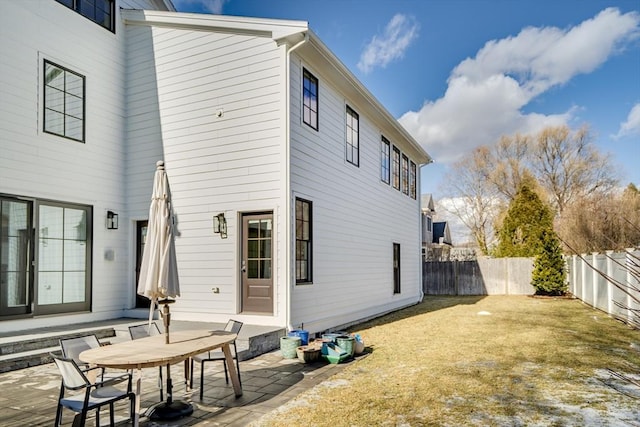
(567, 249, 640, 321)
(423, 258, 535, 295)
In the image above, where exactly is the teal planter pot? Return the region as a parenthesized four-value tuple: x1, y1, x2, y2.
(280, 336, 301, 359)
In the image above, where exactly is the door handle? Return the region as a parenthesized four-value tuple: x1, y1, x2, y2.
(241, 260, 246, 273)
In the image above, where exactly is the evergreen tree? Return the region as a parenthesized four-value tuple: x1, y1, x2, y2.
(531, 230, 567, 295)
(494, 183, 553, 257)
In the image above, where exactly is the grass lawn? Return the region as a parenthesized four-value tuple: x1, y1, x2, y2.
(253, 296, 640, 426)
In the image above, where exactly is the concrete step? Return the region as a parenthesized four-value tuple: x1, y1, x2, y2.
(0, 328, 117, 373)
(0, 319, 285, 374)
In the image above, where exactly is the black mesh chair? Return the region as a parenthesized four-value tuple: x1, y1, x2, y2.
(59, 334, 131, 386)
(190, 319, 243, 400)
(51, 353, 134, 427)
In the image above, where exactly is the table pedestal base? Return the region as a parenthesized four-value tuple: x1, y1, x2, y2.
(147, 400, 193, 420)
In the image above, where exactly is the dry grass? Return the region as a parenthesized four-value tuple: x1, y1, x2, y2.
(252, 296, 640, 426)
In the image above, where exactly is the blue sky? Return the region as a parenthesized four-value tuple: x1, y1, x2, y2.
(171, 0, 640, 198)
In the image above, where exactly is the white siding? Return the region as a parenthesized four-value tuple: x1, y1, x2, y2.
(125, 25, 287, 325)
(0, 0, 169, 332)
(289, 58, 423, 333)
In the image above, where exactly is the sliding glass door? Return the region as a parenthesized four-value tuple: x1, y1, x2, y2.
(0, 198, 33, 316)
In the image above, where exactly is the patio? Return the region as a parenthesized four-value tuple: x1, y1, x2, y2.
(0, 346, 355, 426)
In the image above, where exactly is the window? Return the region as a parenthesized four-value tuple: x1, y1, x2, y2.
(393, 243, 401, 294)
(410, 161, 417, 199)
(426, 216, 432, 232)
(44, 60, 85, 142)
(295, 198, 312, 283)
(345, 106, 359, 166)
(381, 137, 391, 184)
(392, 146, 401, 190)
(37, 201, 92, 314)
(402, 154, 409, 195)
(54, 0, 115, 32)
(302, 69, 318, 130)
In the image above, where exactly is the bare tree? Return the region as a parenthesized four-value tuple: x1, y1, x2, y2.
(441, 146, 501, 255)
(489, 133, 534, 201)
(440, 125, 621, 253)
(532, 125, 618, 214)
(556, 184, 640, 253)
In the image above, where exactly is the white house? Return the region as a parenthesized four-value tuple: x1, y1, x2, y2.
(0, 0, 432, 334)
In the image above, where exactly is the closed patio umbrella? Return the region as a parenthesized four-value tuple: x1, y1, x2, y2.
(137, 160, 190, 420)
(138, 160, 180, 335)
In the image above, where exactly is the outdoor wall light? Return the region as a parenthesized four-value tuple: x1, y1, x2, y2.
(106, 210, 119, 230)
(213, 213, 227, 239)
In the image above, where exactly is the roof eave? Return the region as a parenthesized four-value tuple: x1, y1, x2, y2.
(303, 30, 432, 165)
(121, 9, 308, 40)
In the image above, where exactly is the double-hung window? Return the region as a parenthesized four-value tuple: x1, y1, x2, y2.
(54, 0, 115, 32)
(44, 60, 85, 142)
(380, 137, 391, 184)
(302, 69, 318, 130)
(295, 198, 312, 284)
(392, 146, 401, 191)
(402, 154, 409, 195)
(410, 161, 417, 199)
(345, 106, 359, 166)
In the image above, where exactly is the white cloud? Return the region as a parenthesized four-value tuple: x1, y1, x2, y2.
(358, 14, 419, 74)
(171, 0, 227, 14)
(400, 8, 640, 164)
(614, 103, 640, 138)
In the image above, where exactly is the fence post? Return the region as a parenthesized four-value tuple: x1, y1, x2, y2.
(581, 254, 587, 304)
(627, 248, 635, 322)
(571, 254, 582, 298)
(606, 251, 613, 316)
(592, 252, 598, 309)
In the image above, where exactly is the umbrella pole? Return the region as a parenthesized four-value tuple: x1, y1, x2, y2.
(146, 299, 193, 421)
(162, 302, 171, 344)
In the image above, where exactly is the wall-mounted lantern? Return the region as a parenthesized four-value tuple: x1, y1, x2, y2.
(213, 213, 227, 239)
(106, 210, 119, 230)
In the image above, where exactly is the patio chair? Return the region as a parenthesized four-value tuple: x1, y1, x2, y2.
(128, 322, 164, 400)
(59, 334, 131, 386)
(51, 353, 135, 427)
(190, 319, 243, 400)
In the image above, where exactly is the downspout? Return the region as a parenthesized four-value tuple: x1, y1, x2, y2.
(284, 33, 309, 332)
(418, 160, 433, 303)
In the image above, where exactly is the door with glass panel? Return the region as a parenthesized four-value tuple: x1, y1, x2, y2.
(37, 203, 91, 315)
(0, 198, 33, 317)
(241, 213, 273, 314)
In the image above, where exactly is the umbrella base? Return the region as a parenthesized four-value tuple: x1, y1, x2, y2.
(147, 400, 193, 420)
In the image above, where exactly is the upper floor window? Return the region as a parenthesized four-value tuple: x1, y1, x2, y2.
(345, 106, 359, 167)
(302, 69, 318, 130)
(392, 146, 401, 191)
(44, 60, 85, 143)
(381, 137, 391, 184)
(410, 161, 417, 199)
(54, 0, 115, 32)
(401, 154, 409, 195)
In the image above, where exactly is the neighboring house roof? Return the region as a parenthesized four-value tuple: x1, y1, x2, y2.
(421, 193, 435, 213)
(432, 221, 452, 245)
(120, 9, 433, 165)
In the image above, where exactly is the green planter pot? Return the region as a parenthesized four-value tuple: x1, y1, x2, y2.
(280, 336, 301, 359)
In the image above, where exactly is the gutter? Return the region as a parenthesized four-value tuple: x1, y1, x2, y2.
(284, 33, 309, 332)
